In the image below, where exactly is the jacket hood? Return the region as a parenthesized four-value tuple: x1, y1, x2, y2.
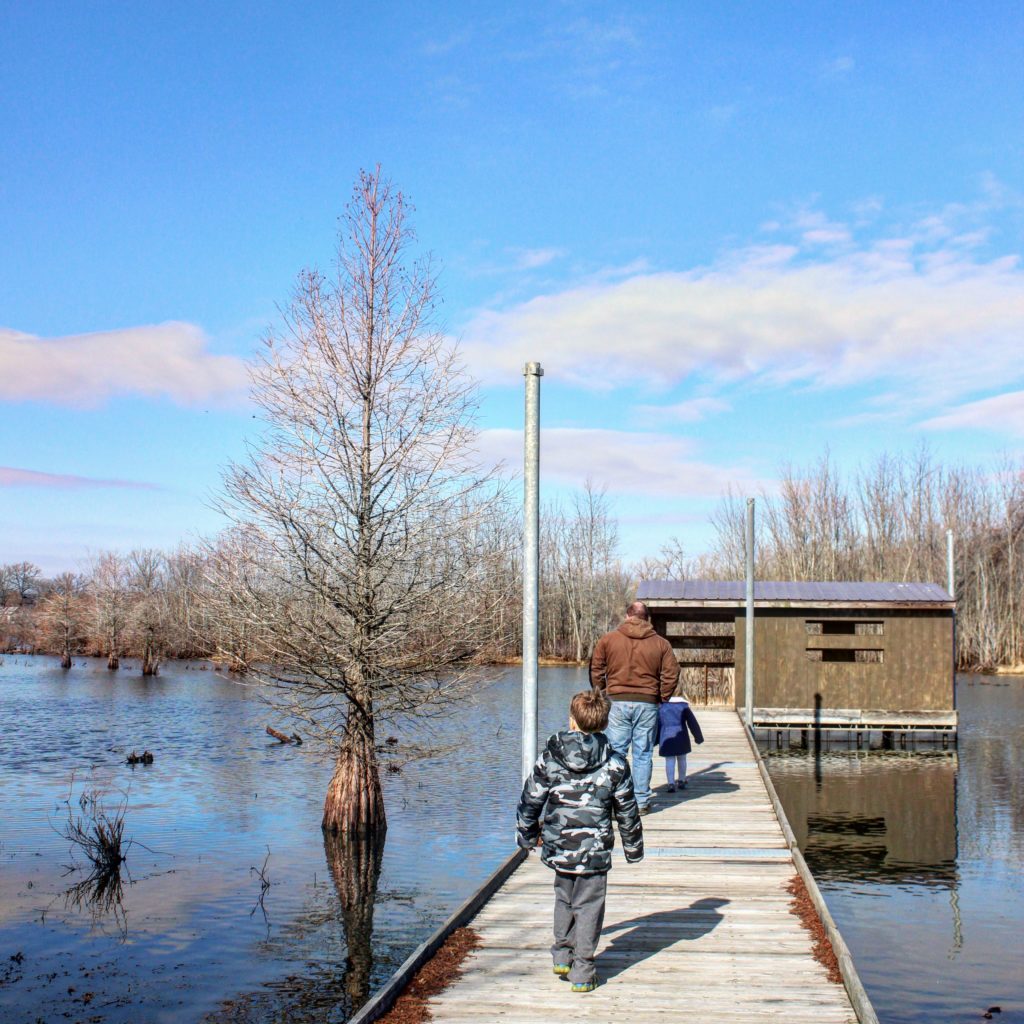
(547, 730, 611, 773)
(618, 619, 656, 640)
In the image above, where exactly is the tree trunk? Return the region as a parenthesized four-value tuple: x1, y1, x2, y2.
(107, 651, 119, 670)
(323, 828, 385, 1014)
(322, 727, 386, 834)
(141, 640, 159, 676)
(61, 650, 72, 670)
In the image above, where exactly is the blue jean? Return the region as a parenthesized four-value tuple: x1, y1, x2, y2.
(605, 701, 659, 808)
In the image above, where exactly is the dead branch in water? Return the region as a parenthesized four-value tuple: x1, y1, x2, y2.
(60, 787, 130, 876)
(266, 725, 302, 744)
(250, 846, 272, 920)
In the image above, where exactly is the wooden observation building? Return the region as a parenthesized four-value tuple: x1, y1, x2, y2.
(637, 580, 957, 740)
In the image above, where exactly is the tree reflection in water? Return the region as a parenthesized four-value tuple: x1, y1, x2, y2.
(59, 861, 129, 939)
(323, 828, 386, 1015)
(205, 829, 386, 1023)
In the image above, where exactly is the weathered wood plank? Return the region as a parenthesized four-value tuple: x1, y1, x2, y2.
(417, 709, 871, 1024)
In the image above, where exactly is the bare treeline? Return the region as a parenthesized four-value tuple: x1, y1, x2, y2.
(1, 549, 216, 671)
(680, 448, 1024, 671)
(0, 486, 630, 672)
(3, 447, 1021, 673)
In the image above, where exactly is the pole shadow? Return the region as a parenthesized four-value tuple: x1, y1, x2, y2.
(597, 897, 730, 980)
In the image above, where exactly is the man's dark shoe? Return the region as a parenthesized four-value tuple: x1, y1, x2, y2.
(639, 804, 652, 816)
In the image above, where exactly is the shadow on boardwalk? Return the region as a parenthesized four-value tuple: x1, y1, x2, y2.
(597, 897, 730, 980)
(652, 763, 741, 808)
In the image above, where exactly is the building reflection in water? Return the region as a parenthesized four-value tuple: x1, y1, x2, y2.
(765, 749, 958, 888)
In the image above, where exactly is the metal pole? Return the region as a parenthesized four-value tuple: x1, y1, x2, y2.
(522, 361, 543, 779)
(745, 497, 755, 727)
(946, 529, 955, 598)
(947, 528, 957, 715)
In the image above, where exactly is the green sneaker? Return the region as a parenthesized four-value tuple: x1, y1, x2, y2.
(552, 963, 570, 977)
(571, 976, 599, 993)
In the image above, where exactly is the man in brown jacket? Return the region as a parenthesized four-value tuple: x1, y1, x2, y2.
(590, 601, 679, 813)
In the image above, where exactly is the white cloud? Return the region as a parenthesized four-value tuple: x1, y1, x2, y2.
(476, 428, 763, 498)
(920, 391, 1024, 436)
(792, 209, 852, 246)
(421, 30, 471, 57)
(0, 322, 249, 407)
(511, 247, 564, 270)
(0, 466, 158, 489)
(822, 55, 855, 77)
(633, 397, 731, 424)
(707, 104, 738, 124)
(457, 229, 1024, 404)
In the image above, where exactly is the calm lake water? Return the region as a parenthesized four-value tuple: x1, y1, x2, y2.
(763, 672, 1024, 1024)
(0, 657, 588, 1024)
(0, 658, 1021, 1023)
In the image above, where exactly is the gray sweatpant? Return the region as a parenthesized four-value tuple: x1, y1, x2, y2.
(551, 870, 607, 984)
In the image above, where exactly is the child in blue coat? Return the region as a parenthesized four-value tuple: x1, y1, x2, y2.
(658, 686, 704, 791)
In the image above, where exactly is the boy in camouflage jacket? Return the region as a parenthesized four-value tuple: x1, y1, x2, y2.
(516, 689, 644, 991)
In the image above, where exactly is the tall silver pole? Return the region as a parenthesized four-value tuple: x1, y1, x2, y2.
(522, 361, 543, 779)
(947, 528, 957, 709)
(946, 528, 955, 597)
(745, 497, 755, 728)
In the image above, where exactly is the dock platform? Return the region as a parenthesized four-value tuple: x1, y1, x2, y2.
(423, 709, 864, 1024)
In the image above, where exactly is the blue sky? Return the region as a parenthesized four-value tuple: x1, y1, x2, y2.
(2, 2, 1023, 572)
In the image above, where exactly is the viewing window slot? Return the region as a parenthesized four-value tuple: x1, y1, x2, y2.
(806, 649, 884, 664)
(805, 620, 884, 636)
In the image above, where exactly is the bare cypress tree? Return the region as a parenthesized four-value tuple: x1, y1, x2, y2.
(127, 549, 168, 676)
(217, 168, 503, 835)
(38, 572, 86, 669)
(92, 552, 130, 669)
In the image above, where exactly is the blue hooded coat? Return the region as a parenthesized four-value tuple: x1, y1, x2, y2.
(657, 700, 704, 756)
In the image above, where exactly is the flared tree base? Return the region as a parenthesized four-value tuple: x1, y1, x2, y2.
(322, 733, 386, 835)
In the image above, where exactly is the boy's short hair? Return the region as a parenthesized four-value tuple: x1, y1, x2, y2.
(571, 690, 610, 733)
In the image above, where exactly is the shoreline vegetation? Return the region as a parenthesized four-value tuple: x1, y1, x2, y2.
(2, 648, 1020, 675)
(4, 447, 1024, 681)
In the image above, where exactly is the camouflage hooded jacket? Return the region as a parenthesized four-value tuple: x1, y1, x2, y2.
(516, 730, 644, 874)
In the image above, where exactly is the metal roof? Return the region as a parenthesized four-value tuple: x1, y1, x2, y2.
(637, 580, 953, 604)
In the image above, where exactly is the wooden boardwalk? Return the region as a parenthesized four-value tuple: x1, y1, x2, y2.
(426, 710, 860, 1024)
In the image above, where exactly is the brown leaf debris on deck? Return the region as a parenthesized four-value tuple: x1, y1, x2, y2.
(378, 927, 481, 1024)
(786, 875, 842, 984)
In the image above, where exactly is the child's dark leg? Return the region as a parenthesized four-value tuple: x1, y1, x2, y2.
(551, 872, 575, 968)
(567, 872, 607, 985)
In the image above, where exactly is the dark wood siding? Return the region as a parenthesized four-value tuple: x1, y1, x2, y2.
(722, 608, 954, 712)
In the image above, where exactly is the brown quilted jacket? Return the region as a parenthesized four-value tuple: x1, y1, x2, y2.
(589, 620, 679, 704)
